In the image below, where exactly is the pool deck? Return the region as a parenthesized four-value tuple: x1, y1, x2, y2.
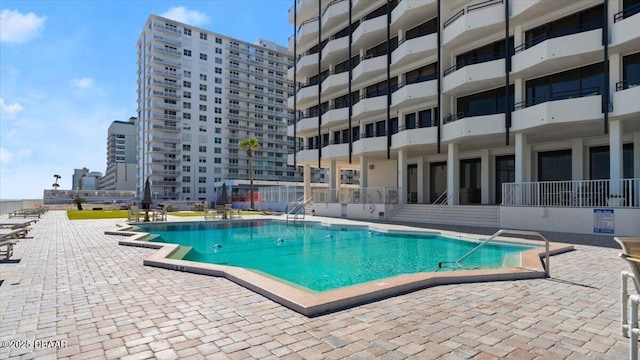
(0, 210, 631, 359)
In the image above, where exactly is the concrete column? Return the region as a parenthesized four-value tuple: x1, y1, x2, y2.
(610, 53, 621, 96)
(610, 120, 623, 196)
(329, 160, 337, 189)
(303, 164, 312, 201)
(397, 150, 407, 204)
(447, 143, 459, 205)
(515, 133, 529, 183)
(417, 157, 425, 203)
(572, 138, 584, 180)
(635, 132, 640, 178)
(335, 166, 342, 191)
(359, 156, 368, 188)
(514, 78, 524, 108)
(514, 25, 523, 48)
(480, 149, 490, 204)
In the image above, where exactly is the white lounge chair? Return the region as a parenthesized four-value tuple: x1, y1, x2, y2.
(616, 236, 640, 360)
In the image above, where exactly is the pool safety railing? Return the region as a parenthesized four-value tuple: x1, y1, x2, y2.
(441, 229, 550, 277)
(286, 196, 312, 222)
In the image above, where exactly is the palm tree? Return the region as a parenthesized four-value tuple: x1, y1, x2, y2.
(53, 174, 61, 188)
(239, 138, 260, 210)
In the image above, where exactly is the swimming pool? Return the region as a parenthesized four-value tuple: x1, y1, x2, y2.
(134, 220, 532, 292)
(115, 219, 573, 316)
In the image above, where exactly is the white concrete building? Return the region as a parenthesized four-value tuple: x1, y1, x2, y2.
(100, 118, 137, 191)
(288, 0, 640, 235)
(137, 14, 335, 205)
(72, 168, 102, 191)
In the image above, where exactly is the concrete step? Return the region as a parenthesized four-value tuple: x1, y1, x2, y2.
(391, 205, 500, 227)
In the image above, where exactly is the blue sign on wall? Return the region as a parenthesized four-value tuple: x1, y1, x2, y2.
(593, 209, 614, 234)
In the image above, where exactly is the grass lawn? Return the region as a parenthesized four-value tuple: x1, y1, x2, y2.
(67, 210, 129, 220)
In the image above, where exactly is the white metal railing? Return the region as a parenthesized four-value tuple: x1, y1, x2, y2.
(502, 179, 640, 208)
(258, 186, 305, 203)
(312, 187, 398, 204)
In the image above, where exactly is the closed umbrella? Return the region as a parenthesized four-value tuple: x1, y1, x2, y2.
(142, 177, 152, 221)
(220, 182, 229, 205)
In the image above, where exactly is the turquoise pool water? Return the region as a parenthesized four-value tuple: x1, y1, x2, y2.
(134, 220, 533, 292)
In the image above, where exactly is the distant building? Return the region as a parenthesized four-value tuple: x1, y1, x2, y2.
(100, 118, 138, 190)
(72, 168, 102, 191)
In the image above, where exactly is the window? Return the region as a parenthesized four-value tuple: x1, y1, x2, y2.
(183, 144, 191, 151)
(199, 115, 207, 122)
(199, 104, 207, 111)
(215, 57, 222, 64)
(214, 147, 222, 154)
(183, 91, 191, 98)
(590, 144, 634, 179)
(405, 113, 416, 130)
(215, 128, 221, 134)
(200, 84, 207, 91)
(183, 49, 192, 57)
(200, 74, 207, 81)
(215, 38, 222, 44)
(214, 158, 222, 164)
(183, 102, 191, 109)
(215, 98, 222, 104)
(538, 149, 572, 181)
(525, 62, 603, 107)
(215, 67, 222, 74)
(199, 156, 206, 163)
(198, 177, 206, 183)
(215, 117, 222, 124)
(200, 53, 207, 61)
(622, 52, 640, 90)
(183, 113, 191, 120)
(215, 48, 222, 54)
(183, 165, 190, 172)
(199, 125, 206, 132)
(182, 176, 190, 183)
(200, 32, 207, 40)
(215, 87, 222, 94)
(198, 187, 206, 194)
(184, 70, 191, 78)
(183, 81, 191, 88)
(183, 187, 191, 194)
(406, 63, 438, 84)
(198, 166, 206, 173)
(215, 77, 222, 84)
(457, 86, 513, 118)
(215, 137, 222, 144)
(214, 107, 221, 114)
(199, 146, 207, 152)
(524, 5, 604, 49)
(183, 155, 191, 162)
(199, 94, 207, 101)
(183, 28, 191, 36)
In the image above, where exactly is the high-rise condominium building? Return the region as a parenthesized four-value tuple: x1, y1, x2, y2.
(100, 117, 138, 191)
(288, 0, 639, 235)
(136, 14, 325, 204)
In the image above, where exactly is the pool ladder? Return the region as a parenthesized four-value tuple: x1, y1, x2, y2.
(455, 229, 550, 278)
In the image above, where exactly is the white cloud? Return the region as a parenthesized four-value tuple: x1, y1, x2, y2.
(0, 9, 47, 44)
(160, 6, 209, 26)
(0, 98, 24, 115)
(0, 147, 12, 163)
(69, 78, 94, 89)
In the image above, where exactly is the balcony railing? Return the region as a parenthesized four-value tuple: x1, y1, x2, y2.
(502, 179, 640, 208)
(616, 78, 640, 91)
(514, 87, 600, 110)
(614, 3, 640, 22)
(514, 17, 603, 54)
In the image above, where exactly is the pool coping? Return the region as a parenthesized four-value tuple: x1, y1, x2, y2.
(106, 218, 574, 317)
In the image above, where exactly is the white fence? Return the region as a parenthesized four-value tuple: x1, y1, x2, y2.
(257, 186, 305, 203)
(0, 200, 44, 216)
(313, 187, 399, 204)
(502, 179, 640, 208)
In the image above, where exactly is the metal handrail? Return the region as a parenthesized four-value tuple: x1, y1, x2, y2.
(454, 229, 550, 278)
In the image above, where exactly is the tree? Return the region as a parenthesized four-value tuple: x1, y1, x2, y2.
(72, 195, 86, 210)
(53, 174, 61, 189)
(239, 138, 260, 210)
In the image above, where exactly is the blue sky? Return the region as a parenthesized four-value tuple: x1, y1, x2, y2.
(0, 0, 293, 199)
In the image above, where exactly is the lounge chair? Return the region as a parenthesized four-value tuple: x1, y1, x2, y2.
(204, 208, 221, 220)
(0, 228, 29, 240)
(154, 207, 168, 221)
(128, 205, 141, 223)
(616, 236, 640, 359)
(0, 239, 18, 261)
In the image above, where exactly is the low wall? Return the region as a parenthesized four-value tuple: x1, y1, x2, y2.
(0, 199, 43, 216)
(500, 206, 640, 237)
(312, 203, 388, 221)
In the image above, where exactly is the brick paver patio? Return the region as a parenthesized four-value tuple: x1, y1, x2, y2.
(0, 210, 631, 359)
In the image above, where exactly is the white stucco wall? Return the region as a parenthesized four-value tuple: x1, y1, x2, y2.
(500, 207, 640, 237)
(367, 160, 398, 188)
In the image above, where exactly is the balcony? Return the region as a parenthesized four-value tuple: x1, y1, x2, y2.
(150, 113, 181, 121)
(293, 52, 319, 79)
(612, 80, 640, 119)
(152, 46, 181, 57)
(321, 0, 349, 33)
(288, 0, 317, 26)
(352, 14, 387, 51)
(352, 135, 388, 155)
(152, 34, 182, 47)
(151, 79, 181, 89)
(148, 101, 179, 111)
(149, 147, 180, 154)
(321, 36, 348, 65)
(611, 6, 640, 53)
(441, 113, 505, 142)
(322, 142, 349, 160)
(391, 78, 437, 108)
(151, 68, 181, 79)
(151, 180, 179, 186)
(289, 115, 318, 138)
(321, 70, 349, 99)
(150, 56, 181, 68)
(442, 0, 504, 48)
(391, 33, 437, 70)
(391, 126, 438, 150)
(149, 135, 181, 144)
(322, 105, 349, 129)
(294, 83, 319, 109)
(295, 147, 320, 163)
(352, 93, 386, 120)
(152, 22, 182, 36)
(296, 17, 320, 51)
(443, 58, 505, 96)
(149, 169, 180, 176)
(391, 0, 436, 31)
(352, 54, 386, 86)
(151, 158, 180, 165)
(512, 93, 602, 133)
(150, 124, 180, 133)
(511, 29, 602, 78)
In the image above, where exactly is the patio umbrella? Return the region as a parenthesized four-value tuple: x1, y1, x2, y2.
(142, 177, 152, 221)
(220, 182, 229, 204)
